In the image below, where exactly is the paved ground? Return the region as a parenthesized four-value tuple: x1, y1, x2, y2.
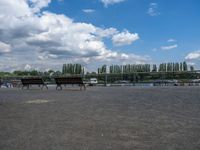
(0, 86, 200, 150)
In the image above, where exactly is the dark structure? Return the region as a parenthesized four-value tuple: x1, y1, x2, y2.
(21, 78, 48, 90)
(54, 77, 86, 90)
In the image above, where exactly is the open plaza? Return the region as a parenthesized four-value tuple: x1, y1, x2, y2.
(0, 86, 200, 150)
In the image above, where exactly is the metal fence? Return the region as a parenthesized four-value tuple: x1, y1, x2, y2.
(83, 71, 200, 84)
(1, 71, 200, 87)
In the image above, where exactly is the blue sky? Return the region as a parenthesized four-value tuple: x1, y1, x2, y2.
(49, 0, 199, 62)
(0, 0, 199, 71)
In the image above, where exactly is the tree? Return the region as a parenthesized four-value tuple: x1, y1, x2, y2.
(54, 71, 62, 76)
(62, 63, 84, 75)
(159, 63, 166, 72)
(152, 64, 157, 72)
(174, 63, 180, 72)
(190, 66, 194, 71)
(167, 63, 171, 72)
(110, 65, 122, 74)
(183, 61, 188, 71)
(30, 70, 39, 76)
(62, 64, 66, 74)
(48, 70, 55, 76)
(98, 65, 107, 74)
(180, 62, 183, 71)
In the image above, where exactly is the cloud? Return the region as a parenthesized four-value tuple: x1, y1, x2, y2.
(0, 0, 32, 17)
(96, 27, 118, 38)
(161, 44, 178, 50)
(185, 50, 200, 60)
(100, 0, 126, 7)
(187, 62, 195, 66)
(167, 38, 176, 42)
(82, 9, 95, 13)
(24, 64, 32, 70)
(112, 30, 139, 46)
(185, 51, 200, 69)
(0, 41, 11, 53)
(28, 0, 51, 13)
(147, 3, 160, 16)
(0, 0, 149, 72)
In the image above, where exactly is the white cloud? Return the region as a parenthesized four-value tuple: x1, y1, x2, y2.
(24, 64, 32, 70)
(0, 0, 51, 17)
(0, 0, 149, 72)
(161, 44, 178, 50)
(187, 62, 195, 66)
(101, 0, 126, 7)
(96, 27, 118, 38)
(28, 0, 51, 13)
(82, 9, 95, 13)
(0, 41, 11, 53)
(185, 50, 200, 60)
(147, 3, 160, 16)
(112, 30, 139, 46)
(0, 0, 31, 17)
(167, 38, 176, 42)
(185, 51, 200, 69)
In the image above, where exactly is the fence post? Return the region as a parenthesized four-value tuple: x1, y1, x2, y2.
(105, 73, 107, 86)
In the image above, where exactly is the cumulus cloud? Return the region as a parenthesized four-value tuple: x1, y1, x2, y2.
(0, 0, 149, 71)
(112, 30, 139, 46)
(185, 51, 200, 69)
(0, 0, 31, 17)
(96, 27, 118, 38)
(185, 50, 200, 60)
(147, 3, 160, 16)
(101, 0, 126, 7)
(28, 0, 51, 13)
(161, 44, 178, 50)
(82, 9, 95, 13)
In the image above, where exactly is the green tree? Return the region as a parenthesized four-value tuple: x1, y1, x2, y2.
(180, 62, 183, 71)
(190, 66, 194, 71)
(175, 63, 180, 72)
(183, 61, 188, 71)
(152, 64, 157, 72)
(98, 65, 107, 74)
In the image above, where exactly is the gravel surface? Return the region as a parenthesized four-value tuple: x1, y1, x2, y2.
(0, 86, 200, 150)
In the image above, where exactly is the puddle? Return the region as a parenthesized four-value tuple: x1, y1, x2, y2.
(25, 99, 51, 104)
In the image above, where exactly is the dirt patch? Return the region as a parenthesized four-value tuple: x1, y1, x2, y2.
(25, 99, 51, 104)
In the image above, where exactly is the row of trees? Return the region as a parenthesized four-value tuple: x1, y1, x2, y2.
(158, 62, 191, 72)
(0, 62, 195, 77)
(98, 61, 194, 74)
(108, 64, 151, 74)
(12, 70, 62, 76)
(0, 63, 85, 77)
(62, 64, 84, 75)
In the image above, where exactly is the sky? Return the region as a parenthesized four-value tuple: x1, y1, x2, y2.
(0, 0, 200, 72)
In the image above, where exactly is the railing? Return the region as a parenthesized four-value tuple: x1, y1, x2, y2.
(0, 71, 200, 87)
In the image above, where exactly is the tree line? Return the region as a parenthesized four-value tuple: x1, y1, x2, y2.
(0, 70, 62, 77)
(0, 61, 195, 77)
(98, 61, 194, 74)
(62, 63, 84, 75)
